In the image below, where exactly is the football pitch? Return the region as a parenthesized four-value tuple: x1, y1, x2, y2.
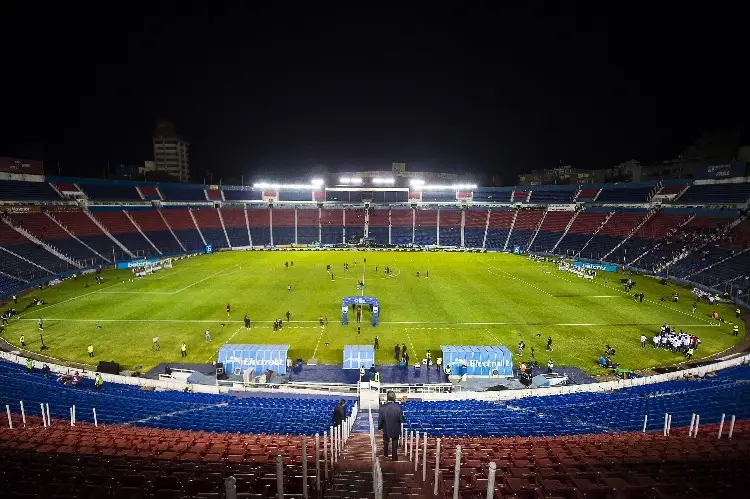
(1, 251, 743, 375)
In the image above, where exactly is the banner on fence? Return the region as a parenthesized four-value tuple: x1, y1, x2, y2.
(572, 261, 617, 272)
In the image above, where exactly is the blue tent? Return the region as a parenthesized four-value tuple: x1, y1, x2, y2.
(440, 345, 513, 377)
(342, 345, 375, 370)
(217, 344, 290, 375)
(341, 296, 379, 326)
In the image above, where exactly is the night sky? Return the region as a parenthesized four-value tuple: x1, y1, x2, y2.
(3, 3, 746, 184)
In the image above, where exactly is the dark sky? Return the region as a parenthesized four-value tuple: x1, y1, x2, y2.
(3, 2, 747, 183)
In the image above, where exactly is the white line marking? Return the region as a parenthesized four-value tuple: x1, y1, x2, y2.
(405, 328, 416, 357)
(486, 265, 553, 297)
(172, 266, 241, 294)
(311, 326, 326, 358)
(18, 280, 126, 317)
(204, 325, 244, 362)
(485, 328, 501, 343)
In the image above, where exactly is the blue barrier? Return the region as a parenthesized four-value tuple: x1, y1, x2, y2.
(441, 345, 513, 377)
(217, 344, 289, 375)
(572, 261, 617, 272)
(343, 345, 375, 369)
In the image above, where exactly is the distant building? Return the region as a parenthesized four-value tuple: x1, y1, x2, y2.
(152, 121, 190, 182)
(517, 165, 594, 186)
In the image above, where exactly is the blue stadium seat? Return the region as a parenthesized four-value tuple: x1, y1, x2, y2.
(463, 228, 485, 248)
(0, 180, 60, 201)
(390, 227, 412, 245)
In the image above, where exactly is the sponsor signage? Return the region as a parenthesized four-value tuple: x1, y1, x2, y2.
(441, 345, 513, 377)
(116, 258, 161, 269)
(694, 163, 747, 180)
(572, 261, 617, 272)
(0, 157, 44, 175)
(548, 204, 577, 211)
(218, 344, 290, 375)
(2, 205, 41, 214)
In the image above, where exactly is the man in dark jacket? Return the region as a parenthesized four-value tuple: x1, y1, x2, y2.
(378, 391, 404, 461)
(332, 399, 347, 428)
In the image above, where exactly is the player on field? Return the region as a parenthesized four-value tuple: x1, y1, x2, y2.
(152, 336, 160, 351)
(205, 329, 211, 342)
(226, 304, 231, 315)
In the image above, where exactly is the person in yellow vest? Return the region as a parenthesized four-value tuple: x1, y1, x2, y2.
(373, 371, 380, 383)
(25, 358, 33, 373)
(733, 325, 740, 337)
(737, 308, 742, 319)
(20, 335, 25, 348)
(436, 357, 442, 372)
(87, 344, 94, 358)
(94, 373, 104, 390)
(181, 342, 187, 358)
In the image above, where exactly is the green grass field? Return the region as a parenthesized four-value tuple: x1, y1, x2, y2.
(1, 251, 743, 375)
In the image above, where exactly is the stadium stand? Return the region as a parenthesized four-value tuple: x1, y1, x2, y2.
(205, 188, 222, 201)
(278, 189, 313, 202)
(506, 209, 545, 251)
(595, 185, 655, 203)
(555, 209, 611, 255)
(574, 188, 600, 202)
(78, 183, 141, 201)
(344, 209, 365, 243)
(438, 208, 461, 247)
(0, 180, 60, 201)
(390, 208, 413, 245)
(529, 210, 576, 253)
(222, 187, 263, 201)
(485, 209, 514, 250)
(464, 209, 488, 248)
(127, 208, 183, 254)
(677, 182, 750, 204)
(610, 210, 693, 265)
(271, 207, 296, 245)
(191, 208, 228, 249)
(49, 209, 120, 262)
(367, 208, 390, 245)
(512, 190, 530, 203)
(246, 207, 271, 246)
(159, 185, 207, 202)
(160, 208, 206, 251)
(219, 207, 250, 247)
(321, 209, 343, 245)
(5, 212, 102, 264)
(422, 190, 458, 203)
(296, 208, 320, 244)
(137, 185, 161, 200)
(90, 209, 155, 255)
(528, 186, 576, 204)
(414, 209, 437, 245)
(0, 221, 75, 274)
(403, 365, 750, 437)
(583, 209, 650, 260)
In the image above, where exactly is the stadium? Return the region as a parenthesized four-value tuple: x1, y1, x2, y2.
(1, 170, 749, 498)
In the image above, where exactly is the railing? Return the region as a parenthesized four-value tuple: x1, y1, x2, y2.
(368, 408, 383, 499)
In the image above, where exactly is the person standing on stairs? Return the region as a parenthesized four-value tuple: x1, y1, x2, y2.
(332, 399, 346, 429)
(378, 391, 404, 461)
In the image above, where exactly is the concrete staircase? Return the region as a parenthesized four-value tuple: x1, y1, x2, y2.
(577, 211, 615, 257)
(602, 209, 655, 261)
(327, 433, 428, 498)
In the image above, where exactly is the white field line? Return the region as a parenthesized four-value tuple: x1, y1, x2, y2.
(485, 265, 553, 297)
(542, 265, 715, 324)
(204, 325, 244, 362)
(405, 328, 417, 358)
(18, 280, 127, 317)
(16, 318, 719, 327)
(311, 325, 327, 358)
(485, 328, 501, 343)
(97, 266, 242, 295)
